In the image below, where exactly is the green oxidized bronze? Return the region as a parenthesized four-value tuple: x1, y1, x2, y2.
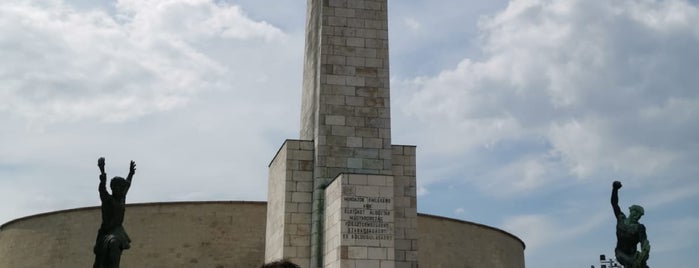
(611, 181, 650, 268)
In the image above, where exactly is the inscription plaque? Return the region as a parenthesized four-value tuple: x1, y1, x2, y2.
(341, 195, 393, 241)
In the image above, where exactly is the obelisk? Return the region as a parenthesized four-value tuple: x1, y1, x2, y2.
(266, 0, 418, 267)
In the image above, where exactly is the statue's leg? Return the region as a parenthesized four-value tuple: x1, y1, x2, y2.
(94, 231, 107, 268)
(93, 255, 101, 268)
(93, 249, 99, 268)
(106, 238, 122, 268)
(93, 241, 106, 268)
(615, 249, 635, 267)
(633, 252, 650, 268)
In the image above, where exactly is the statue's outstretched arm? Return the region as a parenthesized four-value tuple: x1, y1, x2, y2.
(123, 160, 136, 196)
(611, 181, 623, 218)
(640, 225, 650, 249)
(639, 225, 651, 262)
(98, 157, 109, 200)
(126, 161, 136, 184)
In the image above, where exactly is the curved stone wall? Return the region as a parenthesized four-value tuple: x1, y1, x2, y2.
(0, 202, 524, 268)
(418, 214, 525, 268)
(0, 201, 268, 268)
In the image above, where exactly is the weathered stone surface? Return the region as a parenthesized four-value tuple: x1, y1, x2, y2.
(266, 140, 315, 268)
(324, 174, 395, 268)
(418, 215, 525, 268)
(299, 1, 396, 266)
(0, 202, 268, 268)
(0, 204, 525, 268)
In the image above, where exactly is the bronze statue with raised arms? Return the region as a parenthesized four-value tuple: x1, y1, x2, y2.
(93, 157, 135, 268)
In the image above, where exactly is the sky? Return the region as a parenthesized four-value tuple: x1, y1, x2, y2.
(1, 0, 698, 267)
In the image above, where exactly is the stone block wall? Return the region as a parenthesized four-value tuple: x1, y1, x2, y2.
(417, 215, 526, 268)
(323, 173, 395, 268)
(266, 140, 315, 267)
(310, 0, 393, 180)
(0, 203, 525, 268)
(322, 174, 343, 268)
(391, 145, 418, 268)
(0, 202, 268, 268)
(300, 1, 394, 266)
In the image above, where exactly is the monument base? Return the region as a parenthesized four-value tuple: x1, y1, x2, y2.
(324, 173, 395, 268)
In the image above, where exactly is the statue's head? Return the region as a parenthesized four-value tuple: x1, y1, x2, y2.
(629, 205, 644, 222)
(110, 177, 128, 197)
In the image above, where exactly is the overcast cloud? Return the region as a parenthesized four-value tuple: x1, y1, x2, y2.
(1, 0, 698, 267)
(395, 0, 699, 266)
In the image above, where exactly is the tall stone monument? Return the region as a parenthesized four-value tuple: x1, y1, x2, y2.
(265, 0, 419, 268)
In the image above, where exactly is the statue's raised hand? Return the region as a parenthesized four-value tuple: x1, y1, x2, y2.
(98, 157, 106, 174)
(613, 181, 622, 190)
(129, 161, 136, 175)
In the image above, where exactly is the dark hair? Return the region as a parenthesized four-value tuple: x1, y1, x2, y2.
(260, 259, 300, 268)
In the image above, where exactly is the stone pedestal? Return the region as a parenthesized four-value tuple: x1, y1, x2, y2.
(324, 174, 395, 268)
(265, 0, 418, 267)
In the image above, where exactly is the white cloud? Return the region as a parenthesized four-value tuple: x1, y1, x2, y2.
(0, 0, 302, 225)
(0, 0, 284, 123)
(481, 154, 559, 195)
(502, 210, 607, 252)
(404, 18, 422, 31)
(116, 0, 284, 42)
(642, 183, 699, 209)
(397, 0, 699, 193)
(548, 119, 677, 178)
(417, 185, 430, 196)
(502, 214, 558, 251)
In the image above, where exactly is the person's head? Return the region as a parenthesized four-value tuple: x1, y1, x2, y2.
(110, 177, 128, 197)
(629, 205, 644, 222)
(260, 260, 300, 268)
